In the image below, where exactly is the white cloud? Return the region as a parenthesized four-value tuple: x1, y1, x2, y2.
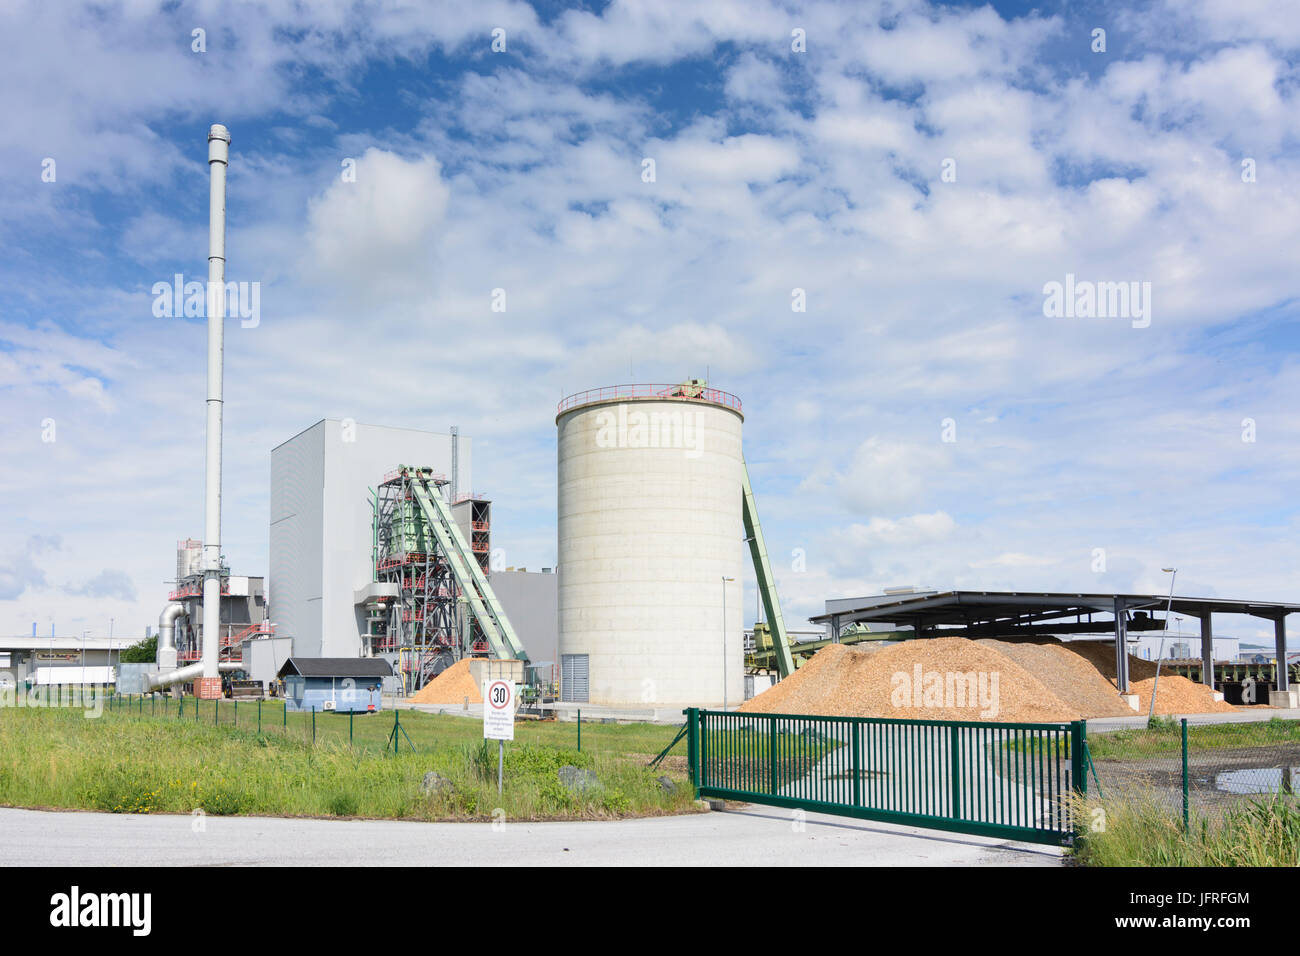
(841, 511, 957, 547)
(303, 148, 450, 294)
(811, 438, 953, 514)
(971, 552, 1061, 569)
(2, 0, 1299, 643)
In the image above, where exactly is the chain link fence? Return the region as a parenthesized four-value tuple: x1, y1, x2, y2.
(1087, 716, 1300, 822)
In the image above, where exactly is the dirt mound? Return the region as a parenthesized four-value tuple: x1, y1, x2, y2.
(740, 638, 1080, 722)
(1129, 674, 1235, 715)
(408, 659, 480, 706)
(741, 636, 1239, 721)
(977, 639, 1136, 718)
(1054, 639, 1159, 685)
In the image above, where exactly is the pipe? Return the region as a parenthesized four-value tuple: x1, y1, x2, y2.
(202, 124, 230, 683)
(149, 661, 203, 691)
(148, 660, 242, 692)
(157, 602, 185, 672)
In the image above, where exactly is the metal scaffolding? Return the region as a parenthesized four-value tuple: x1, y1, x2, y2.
(371, 467, 463, 692)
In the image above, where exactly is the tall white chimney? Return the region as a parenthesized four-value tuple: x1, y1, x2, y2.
(201, 124, 230, 685)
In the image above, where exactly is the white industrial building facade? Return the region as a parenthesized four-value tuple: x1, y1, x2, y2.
(269, 420, 469, 658)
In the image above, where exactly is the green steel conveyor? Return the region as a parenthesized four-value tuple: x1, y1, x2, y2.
(408, 476, 530, 663)
(742, 457, 796, 679)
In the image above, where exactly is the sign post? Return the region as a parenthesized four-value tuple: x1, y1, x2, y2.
(483, 678, 515, 794)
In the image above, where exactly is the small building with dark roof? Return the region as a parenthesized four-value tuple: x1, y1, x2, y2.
(277, 657, 393, 713)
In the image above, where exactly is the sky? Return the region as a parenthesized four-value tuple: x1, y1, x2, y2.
(1, 0, 1297, 647)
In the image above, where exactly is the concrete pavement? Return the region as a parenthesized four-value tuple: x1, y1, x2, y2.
(0, 805, 1063, 867)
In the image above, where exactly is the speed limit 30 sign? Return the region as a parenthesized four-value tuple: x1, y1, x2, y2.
(483, 679, 515, 741)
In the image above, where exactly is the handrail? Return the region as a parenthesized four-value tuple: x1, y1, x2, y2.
(557, 383, 742, 415)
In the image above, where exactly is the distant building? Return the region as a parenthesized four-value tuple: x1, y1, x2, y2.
(0, 636, 130, 687)
(1129, 634, 1239, 662)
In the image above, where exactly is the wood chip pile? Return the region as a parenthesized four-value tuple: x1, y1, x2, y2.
(1128, 675, 1236, 715)
(740, 636, 1235, 721)
(740, 639, 1079, 722)
(976, 639, 1135, 718)
(408, 658, 481, 706)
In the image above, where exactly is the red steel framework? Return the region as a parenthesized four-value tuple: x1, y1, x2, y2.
(177, 620, 273, 663)
(369, 467, 464, 689)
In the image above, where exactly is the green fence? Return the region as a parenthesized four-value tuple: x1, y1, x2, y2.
(98, 692, 417, 755)
(685, 708, 1085, 846)
(1088, 716, 1300, 827)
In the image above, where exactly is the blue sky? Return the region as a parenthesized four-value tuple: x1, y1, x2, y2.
(1, 0, 1298, 645)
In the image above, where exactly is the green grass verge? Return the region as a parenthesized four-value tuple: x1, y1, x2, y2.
(698, 727, 840, 790)
(0, 701, 698, 821)
(1088, 716, 1300, 760)
(1071, 790, 1300, 866)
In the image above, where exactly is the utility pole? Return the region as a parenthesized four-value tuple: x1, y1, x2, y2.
(1149, 568, 1178, 719)
(722, 576, 735, 710)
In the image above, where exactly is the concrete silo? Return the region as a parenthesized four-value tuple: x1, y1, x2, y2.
(556, 382, 745, 708)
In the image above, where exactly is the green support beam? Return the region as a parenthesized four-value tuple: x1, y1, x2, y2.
(408, 477, 530, 663)
(742, 458, 795, 679)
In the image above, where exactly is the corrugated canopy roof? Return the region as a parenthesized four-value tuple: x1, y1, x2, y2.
(277, 657, 393, 679)
(810, 590, 1300, 631)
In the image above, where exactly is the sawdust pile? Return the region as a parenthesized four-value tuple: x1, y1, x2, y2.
(1129, 675, 1236, 715)
(976, 639, 1135, 718)
(740, 639, 1079, 722)
(1054, 638, 1159, 684)
(741, 637, 1234, 721)
(408, 659, 481, 706)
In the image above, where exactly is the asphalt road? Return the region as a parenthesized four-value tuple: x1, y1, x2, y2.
(0, 806, 1062, 866)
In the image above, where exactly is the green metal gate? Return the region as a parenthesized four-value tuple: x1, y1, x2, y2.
(685, 708, 1086, 846)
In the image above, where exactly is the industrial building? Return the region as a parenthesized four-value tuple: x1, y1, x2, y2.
(556, 383, 764, 708)
(266, 421, 560, 693)
(0, 635, 127, 687)
(169, 538, 270, 664)
(491, 568, 558, 668)
(269, 419, 471, 658)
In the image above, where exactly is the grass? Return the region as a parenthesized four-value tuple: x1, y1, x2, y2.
(1071, 790, 1300, 866)
(698, 726, 841, 789)
(0, 697, 699, 822)
(1088, 716, 1300, 760)
(91, 693, 688, 757)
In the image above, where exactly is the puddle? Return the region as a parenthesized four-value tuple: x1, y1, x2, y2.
(1215, 767, 1300, 795)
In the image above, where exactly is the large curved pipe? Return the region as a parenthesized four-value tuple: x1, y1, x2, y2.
(148, 659, 242, 691)
(157, 602, 185, 669)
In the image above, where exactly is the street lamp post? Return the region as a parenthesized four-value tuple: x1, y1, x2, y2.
(722, 576, 735, 710)
(1149, 567, 1178, 720)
